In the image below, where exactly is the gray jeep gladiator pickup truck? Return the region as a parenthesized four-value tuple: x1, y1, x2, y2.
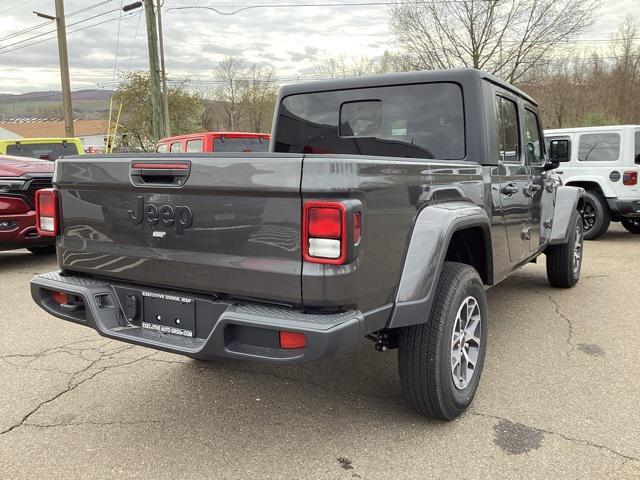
(31, 69, 584, 420)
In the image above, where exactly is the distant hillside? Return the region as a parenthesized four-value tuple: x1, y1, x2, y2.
(0, 89, 114, 120)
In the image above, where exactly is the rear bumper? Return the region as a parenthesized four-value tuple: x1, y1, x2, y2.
(607, 198, 640, 218)
(30, 271, 364, 364)
(0, 211, 54, 250)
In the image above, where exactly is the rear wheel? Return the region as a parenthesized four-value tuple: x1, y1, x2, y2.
(621, 217, 640, 234)
(580, 191, 610, 240)
(546, 213, 583, 288)
(398, 262, 488, 420)
(27, 245, 56, 255)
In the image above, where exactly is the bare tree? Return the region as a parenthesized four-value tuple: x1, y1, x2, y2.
(390, 0, 601, 83)
(215, 57, 249, 130)
(243, 65, 277, 132)
(203, 57, 278, 133)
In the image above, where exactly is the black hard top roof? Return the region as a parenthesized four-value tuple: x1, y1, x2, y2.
(279, 68, 536, 106)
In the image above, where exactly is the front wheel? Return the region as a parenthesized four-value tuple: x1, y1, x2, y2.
(621, 217, 640, 234)
(545, 213, 583, 288)
(398, 262, 488, 420)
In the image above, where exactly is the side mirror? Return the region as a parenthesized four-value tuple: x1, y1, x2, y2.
(548, 139, 570, 163)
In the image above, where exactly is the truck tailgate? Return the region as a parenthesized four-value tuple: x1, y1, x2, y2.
(55, 154, 303, 304)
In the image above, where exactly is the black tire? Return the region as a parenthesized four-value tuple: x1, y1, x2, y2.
(546, 213, 583, 288)
(398, 262, 488, 420)
(621, 217, 640, 234)
(580, 190, 610, 240)
(27, 245, 56, 255)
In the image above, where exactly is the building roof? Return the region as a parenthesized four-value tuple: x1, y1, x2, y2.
(0, 119, 108, 139)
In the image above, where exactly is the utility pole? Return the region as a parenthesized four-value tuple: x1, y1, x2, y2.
(142, 0, 165, 142)
(156, 0, 170, 137)
(35, 0, 74, 137)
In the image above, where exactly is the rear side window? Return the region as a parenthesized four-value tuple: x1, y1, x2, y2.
(275, 82, 465, 160)
(6, 142, 79, 160)
(156, 143, 168, 153)
(213, 137, 269, 152)
(496, 96, 520, 163)
(635, 131, 640, 164)
(578, 133, 620, 162)
(170, 142, 182, 153)
(187, 139, 203, 152)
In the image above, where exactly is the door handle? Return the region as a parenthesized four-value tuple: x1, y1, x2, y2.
(555, 171, 564, 175)
(501, 183, 519, 196)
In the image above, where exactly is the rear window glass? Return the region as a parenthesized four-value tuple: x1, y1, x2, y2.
(578, 133, 620, 162)
(213, 137, 269, 152)
(6, 142, 79, 160)
(275, 82, 465, 160)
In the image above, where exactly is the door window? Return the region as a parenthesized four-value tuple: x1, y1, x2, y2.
(496, 97, 520, 164)
(186, 139, 203, 152)
(578, 133, 620, 162)
(156, 143, 168, 153)
(524, 109, 543, 165)
(634, 131, 639, 164)
(170, 142, 182, 153)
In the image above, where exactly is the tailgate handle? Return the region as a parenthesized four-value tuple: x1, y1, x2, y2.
(130, 162, 191, 186)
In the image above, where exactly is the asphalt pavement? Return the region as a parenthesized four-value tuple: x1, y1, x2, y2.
(1, 224, 639, 479)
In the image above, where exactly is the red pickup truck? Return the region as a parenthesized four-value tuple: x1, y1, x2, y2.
(155, 132, 270, 153)
(0, 154, 54, 254)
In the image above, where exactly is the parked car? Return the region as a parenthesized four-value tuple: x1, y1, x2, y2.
(155, 132, 270, 153)
(31, 69, 584, 420)
(545, 125, 640, 238)
(0, 138, 84, 161)
(0, 154, 54, 254)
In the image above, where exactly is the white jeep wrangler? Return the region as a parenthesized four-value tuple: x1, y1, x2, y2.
(545, 125, 640, 239)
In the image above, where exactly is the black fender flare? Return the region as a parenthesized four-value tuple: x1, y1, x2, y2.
(386, 201, 492, 329)
(549, 186, 585, 245)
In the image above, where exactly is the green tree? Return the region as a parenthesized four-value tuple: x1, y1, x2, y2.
(113, 72, 204, 151)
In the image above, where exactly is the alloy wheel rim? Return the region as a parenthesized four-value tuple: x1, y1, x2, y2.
(580, 201, 596, 231)
(450, 296, 482, 390)
(573, 223, 583, 274)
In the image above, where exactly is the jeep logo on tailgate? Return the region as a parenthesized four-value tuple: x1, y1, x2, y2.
(128, 196, 193, 234)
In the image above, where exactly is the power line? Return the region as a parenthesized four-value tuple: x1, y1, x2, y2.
(0, 0, 31, 16)
(0, 10, 139, 56)
(0, 0, 115, 43)
(165, 1, 455, 16)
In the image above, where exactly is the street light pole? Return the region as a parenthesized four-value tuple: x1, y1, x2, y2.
(156, 0, 171, 137)
(35, 0, 74, 138)
(142, 0, 166, 143)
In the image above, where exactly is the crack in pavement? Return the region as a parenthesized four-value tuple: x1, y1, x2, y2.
(537, 289, 575, 356)
(472, 411, 640, 464)
(0, 346, 155, 435)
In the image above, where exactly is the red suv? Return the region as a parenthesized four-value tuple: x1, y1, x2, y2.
(0, 154, 55, 254)
(156, 132, 270, 153)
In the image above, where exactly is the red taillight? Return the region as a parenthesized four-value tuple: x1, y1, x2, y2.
(279, 331, 306, 349)
(353, 212, 361, 244)
(0, 196, 30, 214)
(308, 206, 342, 238)
(303, 201, 347, 264)
(35, 188, 58, 236)
(623, 171, 638, 186)
(131, 162, 190, 169)
(50, 291, 69, 305)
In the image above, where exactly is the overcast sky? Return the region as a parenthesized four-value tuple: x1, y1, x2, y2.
(0, 0, 635, 94)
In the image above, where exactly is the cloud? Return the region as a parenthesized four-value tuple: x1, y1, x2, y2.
(0, 0, 633, 94)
